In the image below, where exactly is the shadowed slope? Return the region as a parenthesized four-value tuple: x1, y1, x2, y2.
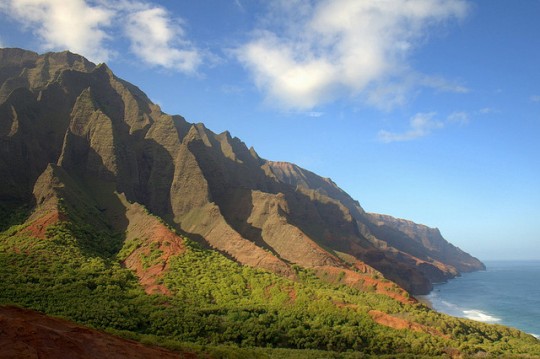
(0, 48, 483, 296)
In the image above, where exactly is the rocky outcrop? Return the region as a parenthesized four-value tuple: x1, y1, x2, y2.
(0, 48, 484, 296)
(368, 213, 485, 273)
(265, 161, 484, 293)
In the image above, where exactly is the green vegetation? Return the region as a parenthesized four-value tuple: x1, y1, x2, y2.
(140, 241, 164, 269)
(117, 236, 144, 261)
(1, 216, 539, 358)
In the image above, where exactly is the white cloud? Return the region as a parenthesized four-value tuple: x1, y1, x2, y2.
(378, 109, 483, 143)
(237, 0, 470, 110)
(123, 6, 201, 73)
(234, 0, 246, 12)
(378, 112, 443, 143)
(478, 107, 496, 114)
(307, 111, 324, 118)
(1, 0, 113, 62)
(221, 84, 244, 94)
(447, 111, 470, 125)
(419, 75, 469, 94)
(0, 0, 203, 73)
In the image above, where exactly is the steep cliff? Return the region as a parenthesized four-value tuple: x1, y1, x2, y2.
(265, 161, 484, 291)
(0, 48, 484, 296)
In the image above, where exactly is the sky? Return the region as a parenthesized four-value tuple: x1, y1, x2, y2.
(0, 0, 539, 261)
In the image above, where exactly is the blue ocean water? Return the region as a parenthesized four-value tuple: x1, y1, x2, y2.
(421, 260, 540, 338)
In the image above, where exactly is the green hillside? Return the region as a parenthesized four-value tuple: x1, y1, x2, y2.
(1, 204, 538, 358)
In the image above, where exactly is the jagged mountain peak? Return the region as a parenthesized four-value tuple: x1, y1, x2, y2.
(0, 48, 39, 68)
(0, 48, 96, 102)
(0, 49, 484, 297)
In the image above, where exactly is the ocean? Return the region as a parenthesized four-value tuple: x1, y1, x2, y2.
(420, 260, 540, 338)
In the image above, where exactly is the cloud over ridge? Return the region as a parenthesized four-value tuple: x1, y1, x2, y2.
(236, 0, 470, 110)
(1, 0, 470, 108)
(0, 0, 202, 73)
(123, 5, 201, 73)
(1, 0, 113, 62)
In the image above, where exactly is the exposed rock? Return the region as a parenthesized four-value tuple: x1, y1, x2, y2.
(368, 213, 485, 273)
(0, 48, 485, 297)
(266, 160, 485, 293)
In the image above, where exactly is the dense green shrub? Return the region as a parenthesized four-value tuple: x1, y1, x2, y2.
(1, 218, 539, 358)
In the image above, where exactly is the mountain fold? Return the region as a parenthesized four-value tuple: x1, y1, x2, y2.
(0, 48, 484, 295)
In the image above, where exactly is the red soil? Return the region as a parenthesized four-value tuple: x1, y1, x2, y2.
(314, 265, 416, 304)
(0, 306, 196, 359)
(123, 215, 186, 295)
(369, 310, 448, 338)
(22, 211, 67, 239)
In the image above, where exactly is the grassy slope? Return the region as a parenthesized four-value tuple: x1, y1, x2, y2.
(0, 207, 539, 358)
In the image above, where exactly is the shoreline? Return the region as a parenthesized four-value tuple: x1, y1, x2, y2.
(414, 294, 433, 309)
(414, 271, 479, 311)
(417, 291, 539, 340)
(418, 262, 540, 338)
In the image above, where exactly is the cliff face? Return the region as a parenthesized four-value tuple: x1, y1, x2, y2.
(265, 161, 485, 292)
(0, 48, 484, 295)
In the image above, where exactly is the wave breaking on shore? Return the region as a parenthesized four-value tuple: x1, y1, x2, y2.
(462, 309, 501, 323)
(420, 295, 502, 323)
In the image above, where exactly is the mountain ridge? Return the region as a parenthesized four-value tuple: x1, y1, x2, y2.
(0, 47, 483, 298)
(4, 48, 540, 358)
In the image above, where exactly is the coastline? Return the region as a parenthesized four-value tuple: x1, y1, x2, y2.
(414, 294, 433, 309)
(418, 261, 540, 339)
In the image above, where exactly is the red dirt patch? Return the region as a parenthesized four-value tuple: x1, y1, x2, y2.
(123, 207, 186, 295)
(333, 301, 359, 310)
(288, 288, 297, 302)
(369, 310, 425, 331)
(0, 306, 196, 359)
(21, 211, 67, 239)
(369, 310, 448, 338)
(352, 260, 375, 274)
(314, 265, 416, 304)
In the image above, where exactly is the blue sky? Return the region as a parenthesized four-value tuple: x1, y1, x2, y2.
(1, 0, 539, 260)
